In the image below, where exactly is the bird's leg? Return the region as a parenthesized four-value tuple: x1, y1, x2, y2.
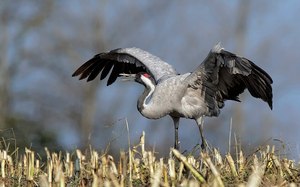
(196, 117, 207, 150)
(172, 117, 180, 150)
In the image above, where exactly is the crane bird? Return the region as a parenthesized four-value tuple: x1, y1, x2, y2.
(72, 43, 273, 150)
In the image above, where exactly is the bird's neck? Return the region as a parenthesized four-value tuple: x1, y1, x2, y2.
(137, 82, 155, 114)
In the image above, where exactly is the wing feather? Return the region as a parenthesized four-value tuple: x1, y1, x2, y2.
(86, 60, 107, 81)
(79, 61, 101, 80)
(186, 43, 273, 116)
(107, 62, 122, 86)
(72, 56, 96, 77)
(100, 62, 114, 80)
(72, 47, 177, 85)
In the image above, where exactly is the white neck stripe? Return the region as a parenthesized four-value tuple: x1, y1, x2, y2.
(140, 76, 155, 107)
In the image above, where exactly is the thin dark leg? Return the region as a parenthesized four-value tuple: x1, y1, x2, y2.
(196, 117, 206, 150)
(172, 117, 180, 149)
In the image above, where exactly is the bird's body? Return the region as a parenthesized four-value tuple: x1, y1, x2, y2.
(138, 73, 190, 119)
(73, 43, 273, 149)
(138, 73, 213, 119)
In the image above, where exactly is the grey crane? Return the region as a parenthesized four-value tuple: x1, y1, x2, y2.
(72, 43, 273, 150)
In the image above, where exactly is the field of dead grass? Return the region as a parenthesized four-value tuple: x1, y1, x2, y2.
(0, 131, 299, 186)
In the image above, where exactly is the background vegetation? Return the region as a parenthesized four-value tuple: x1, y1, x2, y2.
(0, 1, 299, 160)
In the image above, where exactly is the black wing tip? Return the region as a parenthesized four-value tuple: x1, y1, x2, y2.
(258, 69, 273, 110)
(86, 77, 94, 82)
(269, 103, 273, 110)
(267, 94, 273, 110)
(72, 70, 81, 77)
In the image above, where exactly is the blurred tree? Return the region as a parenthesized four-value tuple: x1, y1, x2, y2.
(0, 3, 9, 127)
(0, 0, 60, 153)
(231, 0, 251, 148)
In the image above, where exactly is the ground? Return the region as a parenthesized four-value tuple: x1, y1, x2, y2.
(0, 132, 299, 186)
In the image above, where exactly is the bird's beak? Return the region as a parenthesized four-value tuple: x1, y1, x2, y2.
(119, 73, 136, 81)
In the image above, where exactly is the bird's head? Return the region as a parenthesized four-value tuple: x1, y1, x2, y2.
(120, 72, 155, 88)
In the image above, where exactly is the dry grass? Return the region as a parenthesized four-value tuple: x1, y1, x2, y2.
(0, 132, 299, 187)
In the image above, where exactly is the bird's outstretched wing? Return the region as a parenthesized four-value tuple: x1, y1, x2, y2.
(186, 43, 273, 113)
(72, 48, 177, 85)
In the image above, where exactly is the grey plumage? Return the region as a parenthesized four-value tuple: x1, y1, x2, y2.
(73, 43, 273, 150)
(72, 47, 177, 85)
